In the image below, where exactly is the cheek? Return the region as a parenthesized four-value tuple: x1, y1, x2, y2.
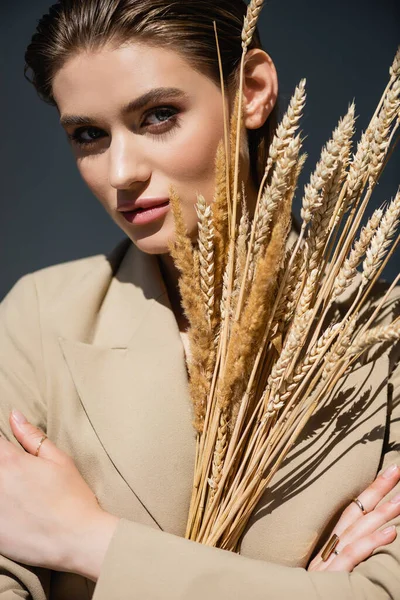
(162, 112, 225, 182)
(77, 159, 110, 208)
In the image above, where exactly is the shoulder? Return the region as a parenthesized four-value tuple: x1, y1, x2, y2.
(2, 237, 131, 309)
(333, 271, 400, 388)
(335, 269, 400, 335)
(0, 238, 132, 346)
(360, 277, 400, 375)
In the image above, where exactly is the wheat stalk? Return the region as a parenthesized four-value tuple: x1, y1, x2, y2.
(195, 194, 215, 328)
(241, 0, 264, 50)
(361, 189, 400, 286)
(168, 186, 215, 433)
(348, 317, 400, 356)
(332, 208, 383, 300)
(175, 7, 400, 549)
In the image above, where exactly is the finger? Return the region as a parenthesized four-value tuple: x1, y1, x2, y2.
(357, 464, 400, 513)
(0, 434, 25, 457)
(337, 493, 400, 549)
(324, 525, 397, 572)
(9, 409, 71, 465)
(310, 466, 400, 571)
(332, 464, 400, 537)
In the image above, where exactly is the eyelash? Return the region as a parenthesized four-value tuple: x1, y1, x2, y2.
(67, 106, 181, 149)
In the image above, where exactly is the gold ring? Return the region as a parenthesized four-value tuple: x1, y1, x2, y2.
(321, 533, 340, 562)
(352, 497, 367, 515)
(34, 435, 48, 457)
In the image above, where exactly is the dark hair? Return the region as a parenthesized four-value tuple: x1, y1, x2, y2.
(24, 0, 279, 189)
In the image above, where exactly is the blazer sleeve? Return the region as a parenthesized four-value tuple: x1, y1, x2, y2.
(92, 347, 400, 600)
(0, 274, 50, 599)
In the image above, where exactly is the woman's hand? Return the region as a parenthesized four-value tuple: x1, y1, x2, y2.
(308, 463, 400, 572)
(0, 409, 120, 578)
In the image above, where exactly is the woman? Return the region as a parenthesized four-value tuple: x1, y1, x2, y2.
(0, 0, 399, 598)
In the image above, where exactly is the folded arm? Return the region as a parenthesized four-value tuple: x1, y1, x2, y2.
(92, 344, 400, 600)
(0, 274, 50, 598)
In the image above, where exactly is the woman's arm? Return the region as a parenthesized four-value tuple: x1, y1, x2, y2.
(1, 272, 398, 599)
(0, 274, 51, 599)
(89, 347, 400, 600)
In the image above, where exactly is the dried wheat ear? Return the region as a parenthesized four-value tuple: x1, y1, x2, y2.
(167, 0, 400, 550)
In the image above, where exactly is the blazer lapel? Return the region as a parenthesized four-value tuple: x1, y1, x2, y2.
(57, 231, 394, 552)
(59, 242, 197, 536)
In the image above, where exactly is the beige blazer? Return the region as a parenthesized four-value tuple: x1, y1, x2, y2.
(0, 235, 399, 600)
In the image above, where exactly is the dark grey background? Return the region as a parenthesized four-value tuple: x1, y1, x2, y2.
(1, 0, 399, 300)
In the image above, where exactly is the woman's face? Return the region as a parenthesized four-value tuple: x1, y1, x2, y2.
(52, 41, 253, 255)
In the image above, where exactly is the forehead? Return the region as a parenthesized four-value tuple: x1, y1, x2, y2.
(52, 42, 203, 115)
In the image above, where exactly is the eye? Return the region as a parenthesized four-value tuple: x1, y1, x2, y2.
(67, 105, 181, 149)
(142, 106, 179, 129)
(67, 127, 105, 148)
(142, 106, 181, 141)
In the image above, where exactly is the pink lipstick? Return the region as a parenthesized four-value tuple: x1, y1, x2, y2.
(119, 198, 170, 225)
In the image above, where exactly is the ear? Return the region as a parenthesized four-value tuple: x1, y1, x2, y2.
(242, 48, 278, 129)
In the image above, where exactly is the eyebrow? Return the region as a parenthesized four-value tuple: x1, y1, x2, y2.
(59, 87, 189, 128)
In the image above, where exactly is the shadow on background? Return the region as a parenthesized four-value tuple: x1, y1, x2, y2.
(1, 0, 399, 300)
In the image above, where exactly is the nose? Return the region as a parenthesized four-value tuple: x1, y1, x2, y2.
(108, 131, 151, 189)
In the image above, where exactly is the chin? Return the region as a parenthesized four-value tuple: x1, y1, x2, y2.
(127, 220, 199, 255)
(127, 229, 174, 255)
(133, 239, 170, 255)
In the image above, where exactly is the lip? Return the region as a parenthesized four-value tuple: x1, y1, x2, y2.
(120, 199, 170, 225)
(119, 197, 170, 211)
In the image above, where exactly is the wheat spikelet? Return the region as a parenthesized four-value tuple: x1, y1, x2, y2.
(168, 185, 214, 433)
(389, 46, 400, 79)
(368, 80, 400, 181)
(342, 76, 398, 214)
(168, 185, 199, 323)
(196, 194, 215, 328)
(192, 247, 201, 332)
(271, 246, 305, 332)
(342, 128, 371, 217)
(263, 322, 340, 420)
(294, 152, 308, 184)
(286, 259, 307, 321)
(294, 267, 319, 318)
(228, 78, 306, 325)
(271, 246, 319, 379)
(220, 182, 245, 337)
(267, 308, 313, 395)
(332, 208, 383, 300)
(306, 104, 355, 269)
(218, 191, 292, 425)
(208, 408, 229, 498)
(301, 105, 355, 225)
(270, 248, 293, 328)
(348, 318, 400, 356)
(229, 89, 245, 197)
(241, 0, 264, 49)
(220, 244, 232, 335)
(322, 318, 357, 380)
(266, 79, 307, 175)
(184, 44, 400, 550)
(192, 244, 200, 281)
(231, 187, 250, 315)
(362, 189, 400, 285)
(211, 140, 229, 324)
(277, 323, 342, 404)
(236, 184, 250, 281)
(270, 157, 310, 328)
(251, 134, 302, 272)
(252, 81, 307, 252)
